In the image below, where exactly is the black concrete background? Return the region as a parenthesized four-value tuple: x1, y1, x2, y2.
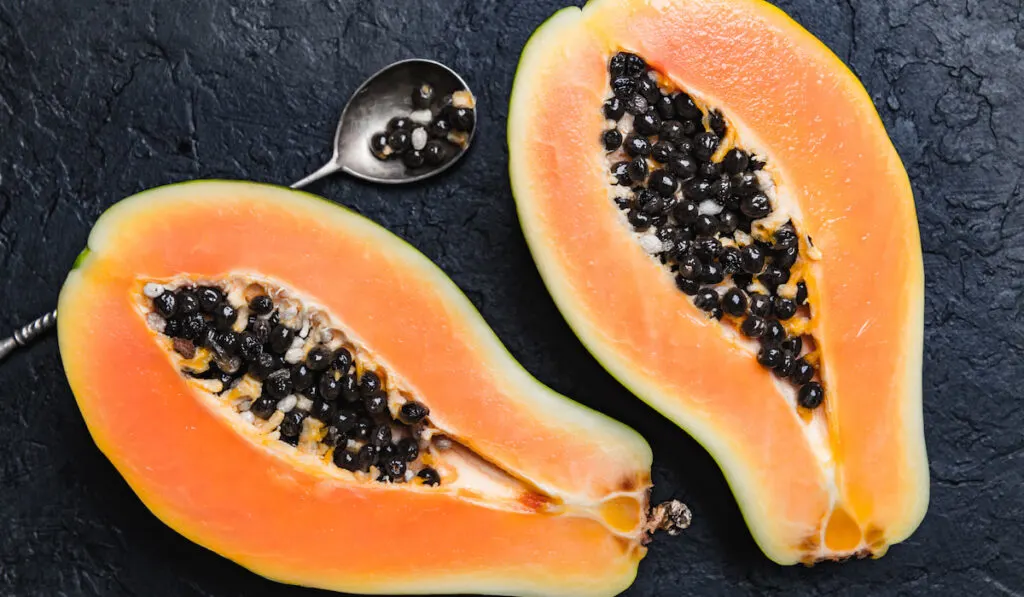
(1, 0, 1021, 595)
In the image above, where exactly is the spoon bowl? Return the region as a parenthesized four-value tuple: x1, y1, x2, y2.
(292, 59, 476, 188)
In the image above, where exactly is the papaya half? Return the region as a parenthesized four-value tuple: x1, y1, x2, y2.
(508, 0, 927, 564)
(57, 181, 686, 596)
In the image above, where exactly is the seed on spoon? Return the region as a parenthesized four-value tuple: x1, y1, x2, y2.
(411, 127, 428, 151)
(369, 132, 391, 159)
(412, 83, 435, 109)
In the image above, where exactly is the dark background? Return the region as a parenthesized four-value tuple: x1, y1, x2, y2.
(1, 0, 1021, 595)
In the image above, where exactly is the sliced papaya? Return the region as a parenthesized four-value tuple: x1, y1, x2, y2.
(508, 0, 927, 564)
(57, 181, 682, 596)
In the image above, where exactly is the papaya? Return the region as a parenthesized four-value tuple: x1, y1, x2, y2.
(57, 181, 686, 597)
(508, 0, 927, 564)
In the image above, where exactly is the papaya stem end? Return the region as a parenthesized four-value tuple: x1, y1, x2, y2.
(645, 499, 692, 538)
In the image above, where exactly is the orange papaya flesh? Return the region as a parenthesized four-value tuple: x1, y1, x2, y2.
(509, 0, 927, 564)
(57, 181, 664, 597)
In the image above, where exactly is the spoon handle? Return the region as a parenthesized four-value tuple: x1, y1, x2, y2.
(0, 310, 58, 363)
(291, 161, 343, 190)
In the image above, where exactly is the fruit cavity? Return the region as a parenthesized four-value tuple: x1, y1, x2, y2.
(602, 51, 824, 410)
(142, 275, 441, 485)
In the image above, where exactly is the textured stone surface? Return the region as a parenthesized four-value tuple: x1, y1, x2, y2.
(1, 0, 1021, 595)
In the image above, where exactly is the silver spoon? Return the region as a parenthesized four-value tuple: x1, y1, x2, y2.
(292, 58, 476, 187)
(0, 58, 476, 363)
